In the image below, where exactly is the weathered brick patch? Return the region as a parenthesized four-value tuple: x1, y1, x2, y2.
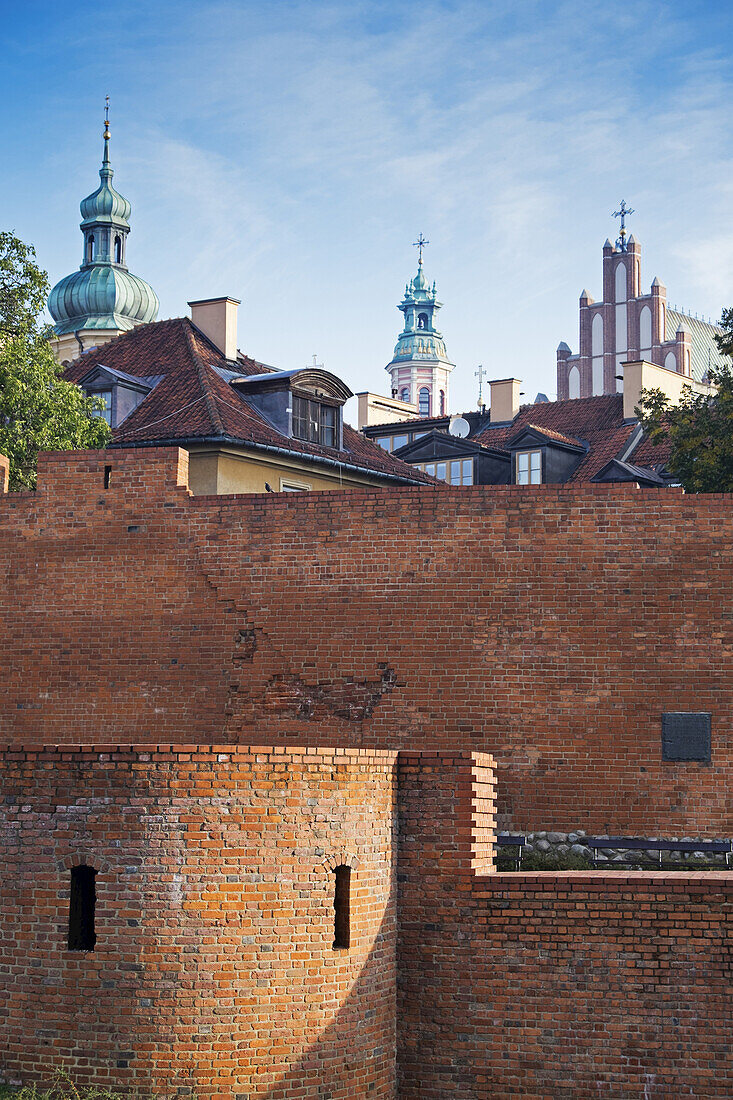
(1, 446, 731, 838)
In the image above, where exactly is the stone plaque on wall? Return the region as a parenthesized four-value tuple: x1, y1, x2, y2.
(661, 712, 711, 762)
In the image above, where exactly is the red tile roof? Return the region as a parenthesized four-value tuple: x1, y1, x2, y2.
(626, 430, 673, 468)
(510, 423, 585, 448)
(476, 394, 640, 482)
(63, 318, 434, 485)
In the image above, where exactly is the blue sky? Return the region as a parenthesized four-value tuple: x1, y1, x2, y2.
(2, 0, 733, 412)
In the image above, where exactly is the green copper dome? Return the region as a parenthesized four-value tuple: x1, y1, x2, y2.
(48, 111, 158, 337)
(387, 260, 452, 365)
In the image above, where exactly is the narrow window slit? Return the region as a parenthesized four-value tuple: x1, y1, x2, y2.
(68, 865, 97, 951)
(333, 864, 351, 950)
(103, 465, 112, 489)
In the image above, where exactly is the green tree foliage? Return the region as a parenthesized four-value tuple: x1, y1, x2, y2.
(0, 232, 110, 489)
(717, 306, 733, 358)
(636, 312, 733, 493)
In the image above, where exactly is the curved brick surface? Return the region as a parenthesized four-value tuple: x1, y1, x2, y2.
(0, 745, 397, 1098)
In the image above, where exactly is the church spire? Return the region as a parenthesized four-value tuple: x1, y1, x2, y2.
(47, 106, 159, 363)
(384, 241, 455, 417)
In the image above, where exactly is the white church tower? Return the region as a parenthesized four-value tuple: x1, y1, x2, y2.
(384, 236, 455, 418)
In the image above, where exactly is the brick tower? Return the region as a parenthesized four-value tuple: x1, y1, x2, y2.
(557, 203, 725, 400)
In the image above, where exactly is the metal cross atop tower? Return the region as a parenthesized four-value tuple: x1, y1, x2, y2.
(613, 200, 634, 251)
(413, 233, 429, 265)
(475, 364, 486, 407)
(104, 95, 110, 139)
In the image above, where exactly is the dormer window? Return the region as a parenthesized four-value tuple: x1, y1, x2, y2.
(92, 390, 112, 425)
(516, 450, 542, 485)
(229, 367, 351, 451)
(292, 394, 338, 447)
(78, 364, 157, 429)
(86, 234, 95, 263)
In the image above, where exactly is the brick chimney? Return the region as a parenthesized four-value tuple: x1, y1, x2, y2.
(188, 297, 240, 361)
(489, 378, 522, 424)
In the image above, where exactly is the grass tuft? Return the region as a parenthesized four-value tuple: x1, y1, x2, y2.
(0, 1071, 167, 1099)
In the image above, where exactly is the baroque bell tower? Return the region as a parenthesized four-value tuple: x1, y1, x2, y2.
(385, 236, 455, 418)
(48, 100, 159, 364)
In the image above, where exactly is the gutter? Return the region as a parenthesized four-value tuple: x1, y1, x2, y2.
(108, 433, 431, 487)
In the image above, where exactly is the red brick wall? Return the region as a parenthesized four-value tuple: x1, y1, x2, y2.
(397, 754, 733, 1099)
(2, 447, 730, 838)
(0, 744, 397, 1098)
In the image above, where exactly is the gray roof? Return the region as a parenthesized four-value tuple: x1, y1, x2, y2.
(666, 309, 728, 381)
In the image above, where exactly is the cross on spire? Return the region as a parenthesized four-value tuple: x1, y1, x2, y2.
(475, 364, 486, 406)
(613, 200, 634, 251)
(413, 233, 429, 265)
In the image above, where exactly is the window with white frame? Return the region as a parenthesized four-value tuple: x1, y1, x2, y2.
(280, 478, 311, 492)
(415, 457, 474, 485)
(375, 432, 409, 453)
(91, 390, 112, 425)
(515, 450, 542, 485)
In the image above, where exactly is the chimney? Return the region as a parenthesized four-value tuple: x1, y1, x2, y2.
(489, 377, 522, 423)
(188, 297, 240, 361)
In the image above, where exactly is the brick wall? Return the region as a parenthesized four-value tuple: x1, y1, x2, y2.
(397, 754, 733, 1099)
(0, 745, 398, 1098)
(2, 446, 730, 838)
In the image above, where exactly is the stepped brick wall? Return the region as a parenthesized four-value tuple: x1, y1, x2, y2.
(397, 753, 733, 1099)
(0, 745, 398, 1099)
(1, 447, 731, 837)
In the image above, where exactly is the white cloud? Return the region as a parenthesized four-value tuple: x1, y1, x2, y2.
(8, 0, 733, 408)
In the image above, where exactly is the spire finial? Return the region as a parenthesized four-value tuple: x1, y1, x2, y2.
(475, 364, 486, 408)
(612, 199, 634, 251)
(413, 232, 429, 265)
(101, 95, 112, 176)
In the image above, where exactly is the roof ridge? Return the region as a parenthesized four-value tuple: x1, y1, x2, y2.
(71, 315, 185, 359)
(182, 319, 225, 436)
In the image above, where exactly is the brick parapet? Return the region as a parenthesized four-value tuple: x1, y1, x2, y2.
(394, 751, 733, 1098)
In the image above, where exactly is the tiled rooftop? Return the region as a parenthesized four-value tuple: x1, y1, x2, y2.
(479, 395, 641, 481)
(63, 318, 435, 485)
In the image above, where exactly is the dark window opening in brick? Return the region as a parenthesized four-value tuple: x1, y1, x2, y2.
(104, 465, 112, 489)
(68, 865, 97, 950)
(333, 865, 351, 950)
